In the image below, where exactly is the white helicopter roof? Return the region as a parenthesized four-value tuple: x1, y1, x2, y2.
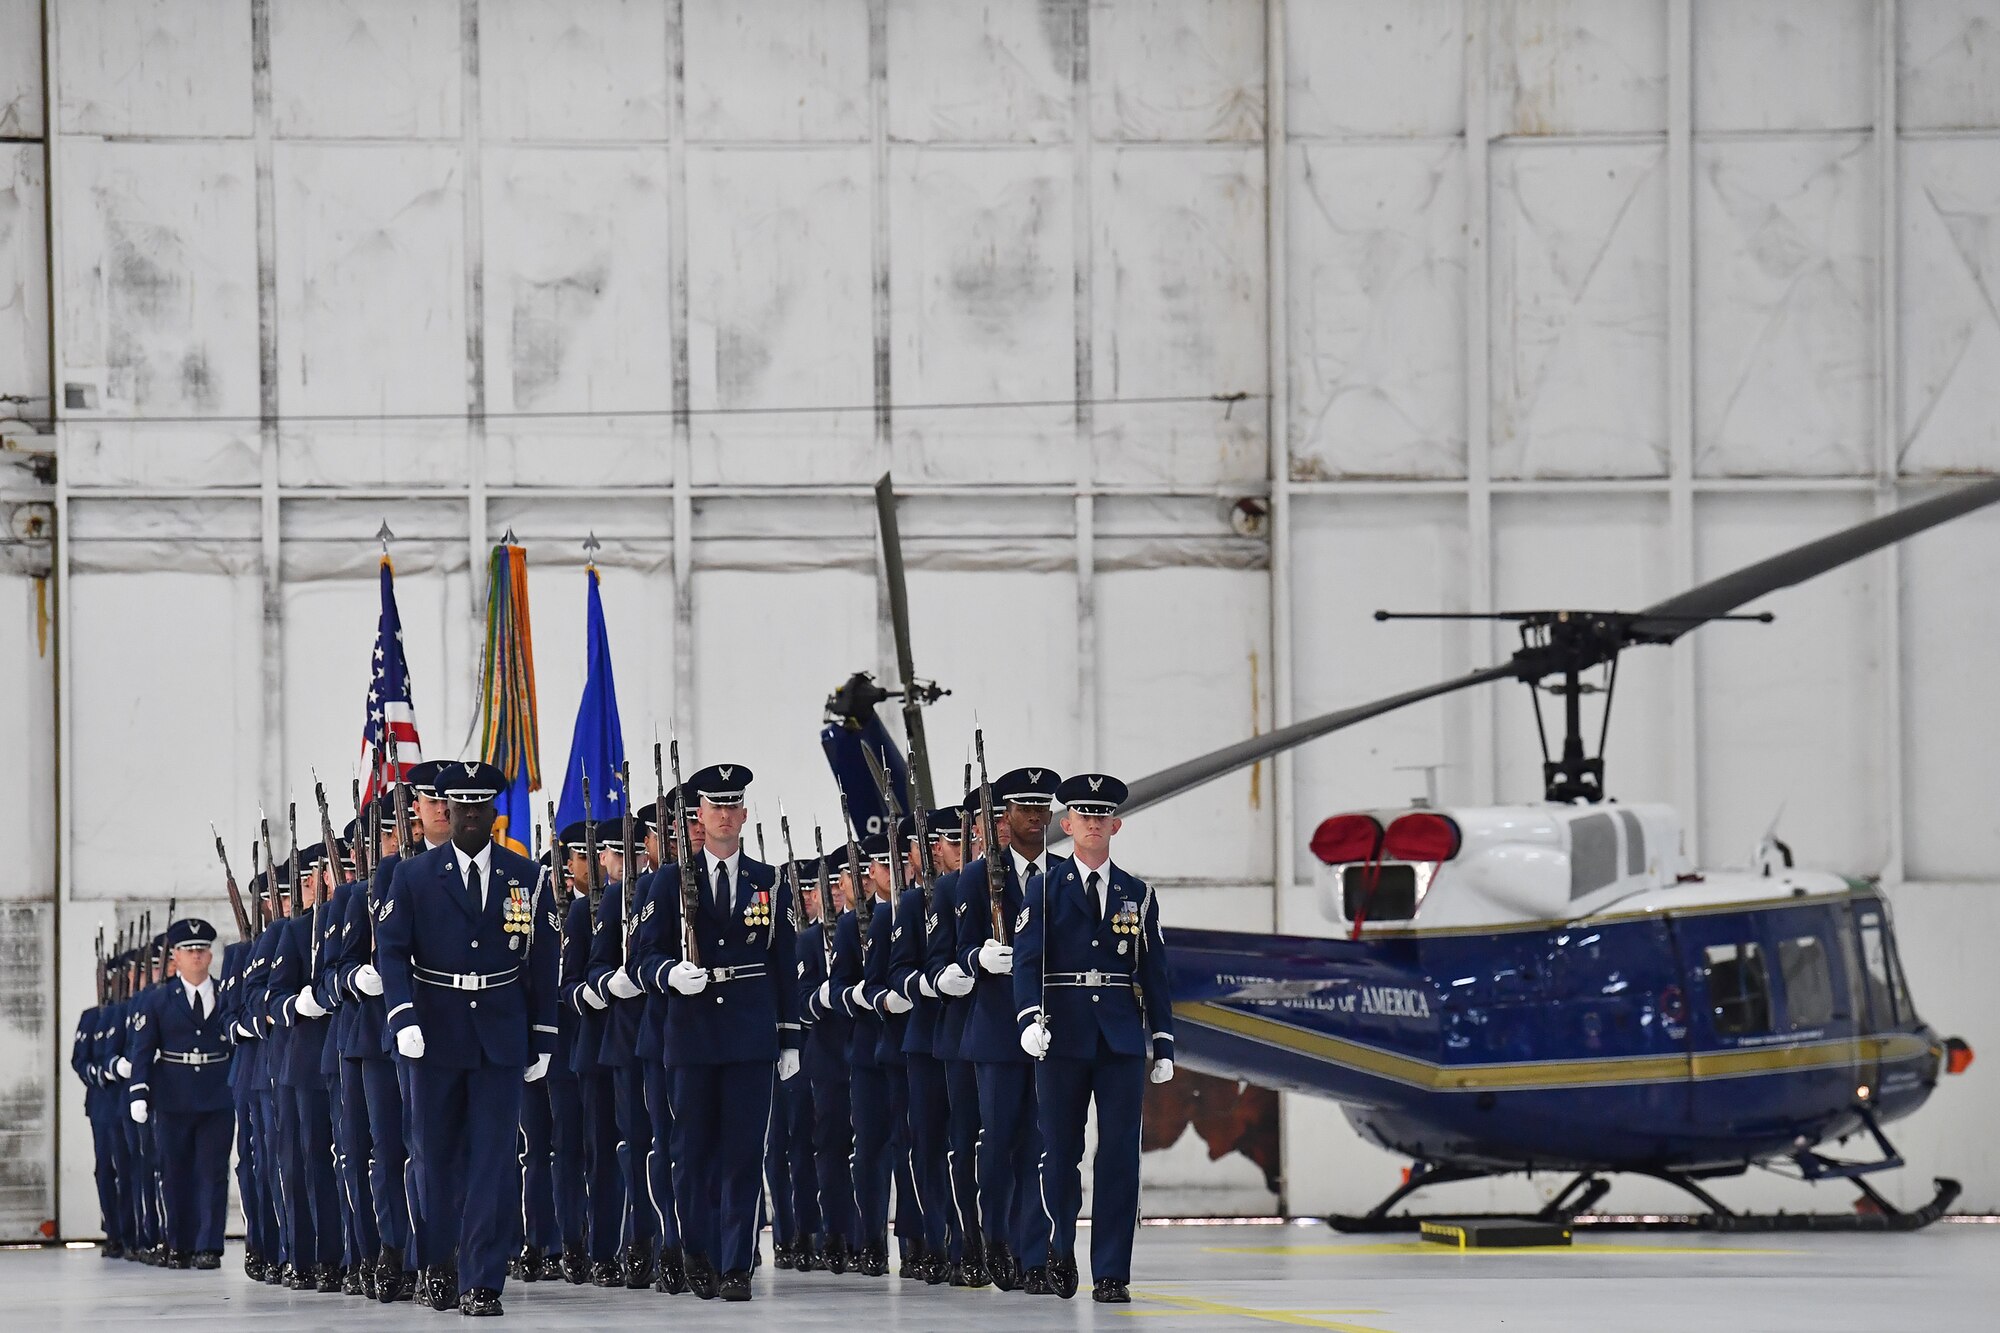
(1313, 802, 1864, 936)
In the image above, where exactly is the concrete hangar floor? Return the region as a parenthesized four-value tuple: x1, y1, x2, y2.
(10, 1222, 1994, 1333)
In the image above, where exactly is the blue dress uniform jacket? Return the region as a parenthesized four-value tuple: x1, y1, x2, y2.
(375, 842, 560, 1069)
(126, 980, 234, 1114)
(829, 908, 878, 1069)
(331, 872, 392, 1059)
(890, 885, 938, 1056)
(559, 891, 601, 1075)
(798, 921, 848, 1080)
(630, 854, 802, 1064)
(1013, 858, 1174, 1061)
(587, 873, 646, 1066)
(926, 869, 969, 1060)
(953, 855, 1032, 1063)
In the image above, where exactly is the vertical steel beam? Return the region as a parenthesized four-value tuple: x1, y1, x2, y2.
(1464, 0, 1495, 804)
(1667, 0, 1699, 855)
(667, 1, 694, 743)
(1264, 0, 1293, 1219)
(461, 0, 489, 742)
(1265, 0, 1292, 925)
(1875, 0, 1905, 886)
(251, 0, 284, 817)
(1073, 0, 1098, 767)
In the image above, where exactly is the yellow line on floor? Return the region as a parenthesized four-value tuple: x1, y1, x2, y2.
(1207, 1242, 1802, 1257)
(1129, 1290, 1401, 1331)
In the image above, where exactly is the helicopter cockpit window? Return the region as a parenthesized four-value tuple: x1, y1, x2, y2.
(1703, 942, 1773, 1037)
(1856, 912, 1908, 1027)
(1777, 935, 1836, 1030)
(1569, 813, 1619, 900)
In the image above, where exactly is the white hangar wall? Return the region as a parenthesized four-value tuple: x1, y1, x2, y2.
(0, 1, 1996, 1235)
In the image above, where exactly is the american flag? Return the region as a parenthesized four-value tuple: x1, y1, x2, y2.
(359, 555, 423, 801)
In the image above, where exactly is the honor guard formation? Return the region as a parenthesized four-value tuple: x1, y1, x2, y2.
(74, 749, 1174, 1315)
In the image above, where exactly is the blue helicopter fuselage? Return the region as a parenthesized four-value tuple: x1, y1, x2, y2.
(1168, 884, 1941, 1174)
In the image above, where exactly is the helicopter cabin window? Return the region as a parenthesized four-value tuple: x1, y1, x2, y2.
(1856, 911, 1910, 1027)
(1702, 942, 1773, 1037)
(1777, 935, 1836, 1030)
(1617, 809, 1644, 876)
(1342, 864, 1418, 921)
(1569, 814, 1619, 900)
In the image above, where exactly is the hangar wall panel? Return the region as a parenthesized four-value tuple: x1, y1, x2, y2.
(17, 0, 2000, 1233)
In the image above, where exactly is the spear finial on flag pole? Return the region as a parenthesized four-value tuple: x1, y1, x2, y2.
(377, 520, 394, 553)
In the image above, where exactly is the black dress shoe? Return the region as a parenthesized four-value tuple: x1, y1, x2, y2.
(718, 1270, 752, 1302)
(271, 1261, 295, 1286)
(590, 1259, 621, 1288)
(793, 1238, 820, 1272)
(925, 1253, 949, 1286)
(823, 1236, 849, 1275)
(283, 1262, 310, 1289)
(458, 1287, 504, 1317)
(342, 1266, 365, 1295)
(1050, 1253, 1079, 1299)
(896, 1245, 918, 1278)
(429, 1267, 461, 1311)
(559, 1246, 588, 1285)
(687, 1254, 718, 1300)
(377, 1262, 412, 1304)
(987, 1242, 1018, 1292)
(1022, 1264, 1051, 1296)
(653, 1245, 686, 1294)
(1092, 1278, 1132, 1304)
(361, 1265, 379, 1300)
(621, 1243, 654, 1289)
(507, 1251, 530, 1281)
(193, 1250, 222, 1271)
(236, 1248, 254, 1276)
(166, 1249, 193, 1270)
(536, 1252, 564, 1282)
(858, 1244, 887, 1278)
(318, 1263, 346, 1293)
(772, 1240, 794, 1270)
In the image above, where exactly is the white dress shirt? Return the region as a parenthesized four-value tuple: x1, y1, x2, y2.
(451, 840, 495, 910)
(703, 847, 743, 911)
(180, 975, 216, 1020)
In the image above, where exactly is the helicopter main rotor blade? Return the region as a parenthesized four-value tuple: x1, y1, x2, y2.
(1120, 663, 1516, 818)
(875, 472, 936, 811)
(1628, 475, 2000, 644)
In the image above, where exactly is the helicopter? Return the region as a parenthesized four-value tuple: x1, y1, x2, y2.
(822, 473, 2000, 1231)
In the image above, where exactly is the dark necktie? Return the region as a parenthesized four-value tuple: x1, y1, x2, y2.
(191, 990, 205, 1023)
(1086, 871, 1103, 924)
(466, 860, 483, 916)
(714, 862, 730, 915)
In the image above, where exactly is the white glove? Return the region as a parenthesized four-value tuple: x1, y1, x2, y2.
(777, 1049, 801, 1082)
(668, 960, 709, 996)
(937, 964, 974, 998)
(847, 983, 871, 1012)
(918, 973, 938, 999)
(816, 980, 833, 1009)
(295, 986, 328, 1019)
(396, 1026, 426, 1060)
(882, 990, 914, 1015)
(1020, 1024, 1051, 1060)
(1151, 1058, 1175, 1084)
(978, 939, 1013, 975)
(129, 1100, 149, 1125)
(113, 1057, 133, 1080)
(233, 1022, 255, 1040)
(524, 1054, 551, 1083)
(607, 968, 641, 1000)
(352, 964, 383, 996)
(580, 985, 608, 1011)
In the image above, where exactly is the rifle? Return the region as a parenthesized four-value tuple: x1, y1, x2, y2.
(813, 825, 834, 978)
(351, 775, 369, 885)
(311, 771, 343, 982)
(780, 811, 801, 941)
(840, 791, 869, 955)
(141, 912, 154, 987)
(249, 841, 264, 936)
(861, 747, 909, 950)
(212, 823, 251, 943)
(393, 756, 413, 856)
(667, 728, 701, 968)
(95, 927, 106, 1006)
(582, 774, 602, 922)
(975, 729, 1009, 944)
(959, 761, 974, 876)
(287, 803, 303, 922)
(620, 761, 636, 963)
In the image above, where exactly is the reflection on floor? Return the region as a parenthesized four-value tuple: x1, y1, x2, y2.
(12, 1220, 1998, 1332)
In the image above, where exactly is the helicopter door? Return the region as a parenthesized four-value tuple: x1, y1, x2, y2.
(1846, 898, 1916, 1099)
(1675, 911, 1785, 1139)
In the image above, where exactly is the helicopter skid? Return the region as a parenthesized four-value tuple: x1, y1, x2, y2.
(1327, 1164, 1963, 1234)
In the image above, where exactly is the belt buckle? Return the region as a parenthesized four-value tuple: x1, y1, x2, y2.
(456, 973, 475, 991)
(1084, 969, 1103, 987)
